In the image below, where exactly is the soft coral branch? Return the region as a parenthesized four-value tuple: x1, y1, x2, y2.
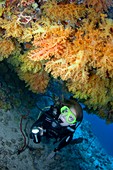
(28, 26, 73, 61)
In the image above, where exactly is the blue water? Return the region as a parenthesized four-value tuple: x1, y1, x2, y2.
(84, 110, 113, 157)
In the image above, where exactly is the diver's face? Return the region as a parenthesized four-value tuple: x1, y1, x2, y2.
(58, 106, 77, 126)
(58, 113, 70, 126)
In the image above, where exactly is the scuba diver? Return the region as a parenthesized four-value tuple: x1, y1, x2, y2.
(30, 97, 83, 159)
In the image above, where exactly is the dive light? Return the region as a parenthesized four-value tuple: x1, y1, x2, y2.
(32, 127, 40, 143)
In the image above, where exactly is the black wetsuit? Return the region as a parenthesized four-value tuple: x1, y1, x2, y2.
(30, 106, 77, 152)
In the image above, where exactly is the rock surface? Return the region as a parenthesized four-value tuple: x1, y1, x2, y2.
(0, 108, 113, 170)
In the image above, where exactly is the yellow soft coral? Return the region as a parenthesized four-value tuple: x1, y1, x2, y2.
(19, 54, 42, 73)
(42, 0, 86, 25)
(0, 39, 15, 61)
(96, 40, 113, 78)
(0, 16, 23, 39)
(76, 16, 113, 79)
(18, 70, 50, 93)
(0, 16, 34, 42)
(67, 75, 111, 110)
(45, 49, 89, 83)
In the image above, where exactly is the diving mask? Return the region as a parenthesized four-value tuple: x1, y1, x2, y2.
(60, 106, 77, 125)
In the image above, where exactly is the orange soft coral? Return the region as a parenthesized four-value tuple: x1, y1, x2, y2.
(83, 0, 113, 12)
(28, 17, 113, 83)
(28, 25, 73, 61)
(28, 25, 89, 83)
(18, 70, 50, 93)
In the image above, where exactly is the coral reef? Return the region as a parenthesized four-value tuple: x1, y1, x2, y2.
(0, 0, 113, 122)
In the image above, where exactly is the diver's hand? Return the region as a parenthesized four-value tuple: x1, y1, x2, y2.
(46, 151, 56, 160)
